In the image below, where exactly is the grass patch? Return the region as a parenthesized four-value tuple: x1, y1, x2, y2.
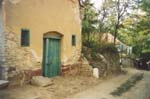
(111, 73, 144, 96)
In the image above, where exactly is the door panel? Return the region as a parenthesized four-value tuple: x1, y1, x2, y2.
(43, 38, 61, 77)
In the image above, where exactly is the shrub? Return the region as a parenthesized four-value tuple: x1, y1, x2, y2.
(83, 40, 118, 54)
(99, 43, 118, 54)
(140, 52, 150, 61)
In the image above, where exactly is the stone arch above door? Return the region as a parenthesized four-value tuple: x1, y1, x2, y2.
(43, 31, 63, 39)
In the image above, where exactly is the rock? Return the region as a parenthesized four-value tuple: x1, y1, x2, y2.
(31, 76, 53, 87)
(96, 54, 107, 63)
(81, 57, 89, 65)
(0, 80, 9, 89)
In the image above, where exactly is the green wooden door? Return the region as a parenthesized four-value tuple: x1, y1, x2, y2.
(43, 38, 61, 77)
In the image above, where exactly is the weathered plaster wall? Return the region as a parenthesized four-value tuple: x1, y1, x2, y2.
(4, 0, 81, 67)
(0, 1, 6, 79)
(0, 1, 5, 62)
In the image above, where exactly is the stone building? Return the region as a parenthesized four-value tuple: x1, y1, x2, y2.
(0, 0, 81, 81)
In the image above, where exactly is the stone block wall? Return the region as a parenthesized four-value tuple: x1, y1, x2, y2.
(61, 62, 81, 76)
(61, 56, 93, 77)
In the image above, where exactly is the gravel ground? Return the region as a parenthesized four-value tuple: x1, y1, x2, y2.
(1, 68, 147, 99)
(66, 70, 132, 99)
(67, 68, 150, 99)
(119, 70, 150, 99)
(0, 75, 102, 99)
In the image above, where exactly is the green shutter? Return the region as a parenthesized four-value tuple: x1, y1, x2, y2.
(21, 29, 30, 47)
(72, 35, 76, 46)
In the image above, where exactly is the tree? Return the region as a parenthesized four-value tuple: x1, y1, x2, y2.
(135, 0, 150, 53)
(117, 0, 150, 56)
(97, 0, 112, 42)
(107, 0, 139, 45)
(82, 0, 99, 46)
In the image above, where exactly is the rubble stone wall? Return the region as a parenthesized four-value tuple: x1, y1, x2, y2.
(83, 47, 121, 78)
(61, 55, 93, 77)
(4, 32, 39, 84)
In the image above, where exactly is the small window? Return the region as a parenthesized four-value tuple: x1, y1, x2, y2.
(72, 35, 76, 46)
(21, 29, 30, 47)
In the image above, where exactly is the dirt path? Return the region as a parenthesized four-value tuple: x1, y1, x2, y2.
(67, 68, 148, 99)
(118, 70, 150, 99)
(0, 75, 102, 99)
(1, 68, 148, 99)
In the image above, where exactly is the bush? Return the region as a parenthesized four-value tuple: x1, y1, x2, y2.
(99, 43, 118, 54)
(82, 40, 118, 55)
(140, 52, 150, 61)
(132, 45, 142, 56)
(82, 40, 99, 49)
(82, 41, 119, 62)
(82, 41, 121, 76)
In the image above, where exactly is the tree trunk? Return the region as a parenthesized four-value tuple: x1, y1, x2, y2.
(114, 25, 118, 45)
(87, 32, 90, 47)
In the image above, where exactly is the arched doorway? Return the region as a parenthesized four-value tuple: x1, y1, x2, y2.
(42, 31, 63, 77)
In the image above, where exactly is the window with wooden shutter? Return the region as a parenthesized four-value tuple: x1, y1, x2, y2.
(72, 35, 76, 46)
(21, 29, 30, 47)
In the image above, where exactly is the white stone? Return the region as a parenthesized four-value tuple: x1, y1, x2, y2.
(93, 68, 99, 78)
(0, 80, 9, 89)
(31, 76, 53, 87)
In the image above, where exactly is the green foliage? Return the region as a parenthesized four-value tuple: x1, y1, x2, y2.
(118, 0, 150, 56)
(99, 43, 118, 54)
(81, 1, 99, 48)
(141, 0, 150, 13)
(81, 0, 150, 57)
(142, 49, 150, 53)
(82, 0, 99, 43)
(83, 40, 118, 54)
(132, 45, 142, 56)
(140, 52, 150, 60)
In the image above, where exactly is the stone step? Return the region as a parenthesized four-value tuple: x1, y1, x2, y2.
(31, 76, 53, 87)
(0, 80, 9, 89)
